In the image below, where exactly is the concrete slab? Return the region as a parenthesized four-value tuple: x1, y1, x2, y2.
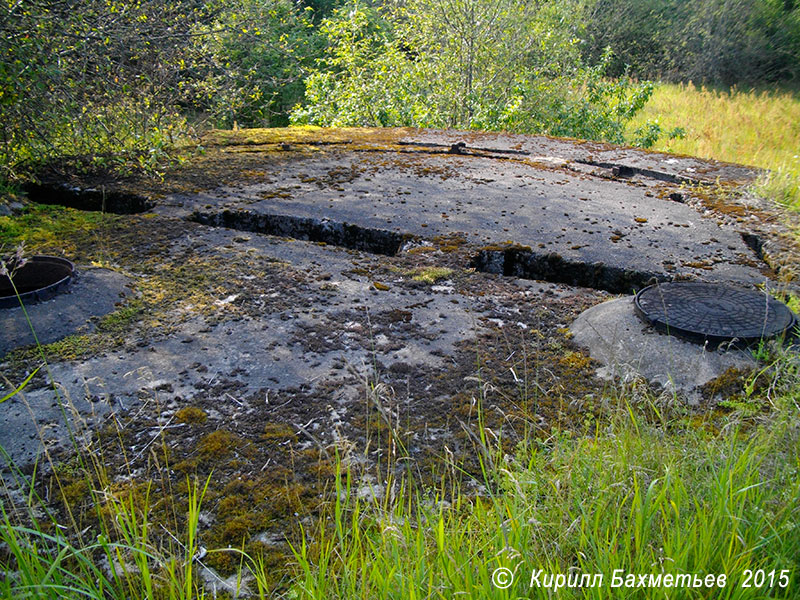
(0, 267, 132, 356)
(396, 129, 760, 184)
(151, 129, 769, 293)
(4, 127, 798, 578)
(569, 297, 757, 402)
(6, 128, 790, 466)
(2, 216, 591, 468)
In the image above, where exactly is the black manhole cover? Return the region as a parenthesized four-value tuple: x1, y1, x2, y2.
(0, 256, 75, 309)
(634, 282, 797, 346)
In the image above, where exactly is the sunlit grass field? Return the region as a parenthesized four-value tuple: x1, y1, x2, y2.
(628, 82, 800, 208)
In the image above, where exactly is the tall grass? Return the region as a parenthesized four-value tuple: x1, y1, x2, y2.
(5, 358, 799, 598)
(0, 248, 246, 599)
(288, 388, 800, 599)
(627, 82, 800, 209)
(3, 277, 800, 599)
(1, 357, 219, 599)
(0, 470, 210, 600)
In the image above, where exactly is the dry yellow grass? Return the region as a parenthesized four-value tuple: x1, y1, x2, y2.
(628, 82, 800, 207)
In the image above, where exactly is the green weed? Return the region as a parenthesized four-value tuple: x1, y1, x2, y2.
(289, 394, 800, 599)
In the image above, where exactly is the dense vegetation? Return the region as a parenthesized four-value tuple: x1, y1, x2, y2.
(583, 0, 800, 85)
(0, 0, 318, 183)
(289, 0, 655, 142)
(2, 0, 799, 186)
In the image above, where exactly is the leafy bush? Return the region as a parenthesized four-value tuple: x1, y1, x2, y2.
(201, 0, 324, 128)
(582, 0, 800, 85)
(291, 1, 655, 143)
(631, 120, 687, 149)
(0, 0, 322, 184)
(1, 0, 211, 179)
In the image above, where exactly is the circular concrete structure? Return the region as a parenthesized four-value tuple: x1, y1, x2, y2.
(634, 282, 797, 346)
(0, 256, 75, 308)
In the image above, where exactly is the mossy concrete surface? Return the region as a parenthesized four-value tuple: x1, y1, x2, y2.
(150, 127, 774, 288)
(1, 126, 798, 581)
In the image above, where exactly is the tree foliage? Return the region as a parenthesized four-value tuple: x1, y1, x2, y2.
(202, 0, 321, 128)
(2, 0, 799, 186)
(582, 0, 800, 84)
(1, 0, 211, 178)
(0, 0, 317, 181)
(291, 0, 654, 143)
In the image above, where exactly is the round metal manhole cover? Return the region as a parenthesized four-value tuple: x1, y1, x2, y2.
(634, 282, 797, 346)
(0, 256, 75, 309)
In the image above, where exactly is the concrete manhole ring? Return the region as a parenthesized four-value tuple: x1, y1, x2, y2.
(0, 255, 76, 308)
(634, 281, 797, 346)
